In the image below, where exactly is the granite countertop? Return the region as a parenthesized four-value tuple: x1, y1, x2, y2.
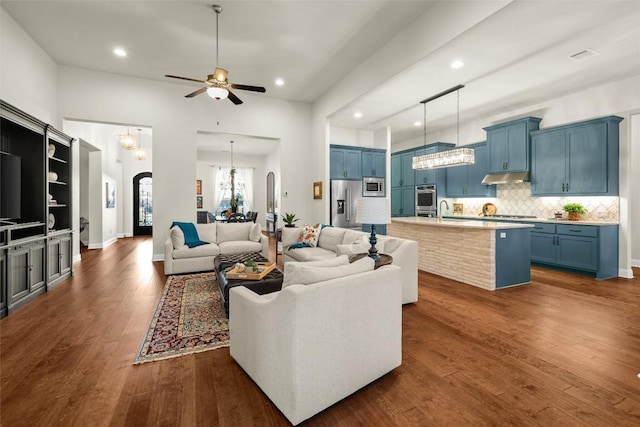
(443, 215, 620, 226)
(391, 217, 534, 229)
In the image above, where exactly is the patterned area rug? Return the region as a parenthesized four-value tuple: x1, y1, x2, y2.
(134, 272, 229, 364)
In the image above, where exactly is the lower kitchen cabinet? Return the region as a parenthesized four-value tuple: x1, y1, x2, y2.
(391, 186, 415, 217)
(530, 222, 618, 280)
(8, 239, 46, 310)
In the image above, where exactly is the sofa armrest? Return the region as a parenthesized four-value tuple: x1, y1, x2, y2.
(164, 235, 175, 275)
(386, 240, 418, 304)
(259, 233, 269, 259)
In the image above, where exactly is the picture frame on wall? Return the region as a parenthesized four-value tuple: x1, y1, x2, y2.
(196, 179, 202, 195)
(106, 181, 115, 208)
(196, 196, 203, 209)
(313, 181, 323, 200)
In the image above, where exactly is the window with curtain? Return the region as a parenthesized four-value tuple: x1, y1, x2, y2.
(213, 166, 253, 216)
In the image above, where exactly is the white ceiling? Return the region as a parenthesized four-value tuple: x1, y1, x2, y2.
(3, 0, 639, 146)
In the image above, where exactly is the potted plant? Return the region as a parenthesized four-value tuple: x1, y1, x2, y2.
(563, 202, 586, 221)
(283, 212, 299, 228)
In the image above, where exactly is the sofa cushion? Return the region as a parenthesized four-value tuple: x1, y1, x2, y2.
(170, 227, 186, 250)
(219, 240, 264, 255)
(317, 226, 346, 253)
(196, 223, 217, 243)
(284, 246, 335, 262)
(299, 224, 322, 247)
(173, 243, 219, 259)
(282, 256, 374, 288)
(299, 254, 350, 267)
(217, 222, 252, 243)
(342, 229, 368, 245)
(249, 223, 262, 242)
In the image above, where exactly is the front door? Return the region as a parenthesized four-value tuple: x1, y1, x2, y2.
(133, 172, 152, 236)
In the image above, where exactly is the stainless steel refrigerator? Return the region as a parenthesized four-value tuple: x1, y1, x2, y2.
(331, 180, 363, 230)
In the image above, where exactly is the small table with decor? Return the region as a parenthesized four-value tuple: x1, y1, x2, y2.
(348, 253, 393, 269)
(214, 252, 284, 316)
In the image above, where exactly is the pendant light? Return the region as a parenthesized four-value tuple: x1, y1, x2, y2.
(412, 84, 475, 170)
(119, 127, 136, 150)
(132, 129, 147, 160)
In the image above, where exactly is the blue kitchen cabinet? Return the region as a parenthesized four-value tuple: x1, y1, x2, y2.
(530, 223, 557, 264)
(361, 149, 386, 177)
(484, 117, 541, 173)
(330, 145, 362, 180)
(390, 154, 402, 187)
(401, 151, 415, 187)
(445, 142, 496, 197)
(362, 223, 387, 236)
(414, 143, 454, 185)
(391, 187, 402, 216)
(390, 186, 415, 217)
(495, 228, 531, 288)
(530, 116, 622, 196)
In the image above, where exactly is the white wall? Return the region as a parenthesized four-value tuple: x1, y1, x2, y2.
(630, 114, 640, 267)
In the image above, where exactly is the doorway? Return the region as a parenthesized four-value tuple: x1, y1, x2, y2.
(133, 172, 152, 236)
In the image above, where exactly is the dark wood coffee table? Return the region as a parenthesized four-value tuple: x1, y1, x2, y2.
(214, 252, 283, 316)
(348, 253, 393, 269)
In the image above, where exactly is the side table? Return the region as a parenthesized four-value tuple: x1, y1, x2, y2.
(348, 253, 393, 269)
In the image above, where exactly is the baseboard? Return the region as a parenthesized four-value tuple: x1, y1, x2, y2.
(618, 268, 634, 279)
(73, 254, 82, 264)
(632, 258, 640, 268)
(88, 237, 118, 250)
(118, 233, 133, 238)
(152, 253, 165, 262)
(88, 243, 103, 249)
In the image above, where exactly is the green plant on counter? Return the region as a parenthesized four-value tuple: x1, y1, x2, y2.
(562, 202, 586, 214)
(283, 212, 299, 227)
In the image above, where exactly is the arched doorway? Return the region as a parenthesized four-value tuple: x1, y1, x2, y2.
(133, 172, 152, 236)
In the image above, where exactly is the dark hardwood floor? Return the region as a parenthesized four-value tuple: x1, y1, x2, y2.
(2, 235, 640, 426)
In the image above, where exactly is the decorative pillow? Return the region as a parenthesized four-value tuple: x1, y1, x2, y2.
(282, 256, 373, 288)
(249, 223, 262, 242)
(317, 226, 346, 252)
(170, 227, 186, 250)
(196, 223, 217, 243)
(298, 223, 322, 247)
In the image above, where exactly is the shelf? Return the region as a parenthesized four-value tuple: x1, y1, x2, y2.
(48, 156, 68, 164)
(48, 181, 67, 185)
(48, 204, 67, 208)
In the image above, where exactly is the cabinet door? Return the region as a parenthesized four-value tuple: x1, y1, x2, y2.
(330, 148, 346, 179)
(488, 127, 508, 173)
(506, 123, 529, 172)
(466, 144, 495, 197)
(556, 235, 598, 271)
(531, 233, 556, 264)
(60, 235, 72, 275)
(344, 149, 361, 179)
(0, 250, 6, 316)
(391, 187, 402, 216)
(401, 186, 415, 217)
(531, 130, 567, 195)
(446, 165, 467, 197)
(566, 122, 608, 194)
(361, 151, 373, 176)
(8, 247, 29, 304)
(29, 243, 46, 291)
(415, 147, 437, 184)
(372, 151, 386, 178)
(401, 152, 415, 187)
(48, 239, 62, 281)
(390, 155, 402, 187)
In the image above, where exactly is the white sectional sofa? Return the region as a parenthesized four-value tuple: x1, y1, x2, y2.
(230, 258, 402, 425)
(164, 222, 268, 275)
(281, 225, 418, 304)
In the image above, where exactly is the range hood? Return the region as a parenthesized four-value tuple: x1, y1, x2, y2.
(481, 171, 529, 185)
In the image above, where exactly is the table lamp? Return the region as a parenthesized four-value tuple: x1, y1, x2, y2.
(355, 198, 391, 261)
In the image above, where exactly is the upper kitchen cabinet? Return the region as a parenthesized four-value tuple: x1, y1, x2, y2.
(484, 117, 542, 174)
(330, 145, 362, 180)
(530, 116, 622, 196)
(390, 149, 416, 187)
(361, 149, 386, 178)
(414, 142, 454, 186)
(445, 142, 496, 198)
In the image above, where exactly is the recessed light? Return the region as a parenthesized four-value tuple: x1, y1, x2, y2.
(113, 48, 127, 57)
(354, 112, 363, 119)
(275, 78, 284, 86)
(450, 60, 464, 69)
(414, 121, 421, 127)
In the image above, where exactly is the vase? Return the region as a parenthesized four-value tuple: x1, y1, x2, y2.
(48, 144, 55, 158)
(567, 212, 580, 221)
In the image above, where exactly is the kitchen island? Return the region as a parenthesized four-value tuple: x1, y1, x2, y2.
(388, 217, 534, 290)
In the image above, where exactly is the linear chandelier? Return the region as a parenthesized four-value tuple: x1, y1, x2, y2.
(412, 84, 475, 170)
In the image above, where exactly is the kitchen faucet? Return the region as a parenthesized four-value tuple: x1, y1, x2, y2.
(439, 200, 449, 218)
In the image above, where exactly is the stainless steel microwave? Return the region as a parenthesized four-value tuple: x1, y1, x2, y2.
(362, 177, 385, 197)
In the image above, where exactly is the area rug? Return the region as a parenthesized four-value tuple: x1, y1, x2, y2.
(133, 272, 229, 364)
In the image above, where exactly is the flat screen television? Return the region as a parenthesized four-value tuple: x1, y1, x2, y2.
(0, 151, 21, 220)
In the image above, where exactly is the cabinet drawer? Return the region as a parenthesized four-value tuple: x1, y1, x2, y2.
(556, 224, 598, 238)
(530, 223, 556, 234)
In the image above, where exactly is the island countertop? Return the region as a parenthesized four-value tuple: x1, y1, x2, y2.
(391, 217, 535, 230)
(442, 215, 620, 226)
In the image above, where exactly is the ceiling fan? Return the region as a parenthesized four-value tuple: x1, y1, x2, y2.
(165, 4, 266, 105)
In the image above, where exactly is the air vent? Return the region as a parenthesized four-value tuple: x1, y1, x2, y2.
(569, 49, 599, 61)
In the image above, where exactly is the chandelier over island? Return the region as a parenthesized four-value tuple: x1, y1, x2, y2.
(412, 84, 475, 170)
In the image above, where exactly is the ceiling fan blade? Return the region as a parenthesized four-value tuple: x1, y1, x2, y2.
(185, 87, 208, 98)
(165, 74, 206, 84)
(227, 90, 243, 105)
(230, 83, 266, 93)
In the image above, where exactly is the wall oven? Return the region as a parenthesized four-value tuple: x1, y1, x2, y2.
(416, 185, 436, 217)
(362, 177, 385, 197)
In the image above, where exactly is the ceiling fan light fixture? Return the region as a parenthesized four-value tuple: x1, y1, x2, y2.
(214, 67, 228, 83)
(207, 86, 229, 100)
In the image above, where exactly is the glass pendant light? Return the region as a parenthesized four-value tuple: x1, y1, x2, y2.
(119, 127, 136, 150)
(132, 129, 147, 160)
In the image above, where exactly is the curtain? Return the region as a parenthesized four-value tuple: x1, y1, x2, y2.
(236, 167, 254, 212)
(212, 166, 229, 214)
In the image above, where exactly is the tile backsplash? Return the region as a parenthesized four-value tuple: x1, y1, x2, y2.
(443, 182, 619, 221)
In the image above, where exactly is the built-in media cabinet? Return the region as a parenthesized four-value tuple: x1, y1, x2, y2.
(0, 100, 73, 318)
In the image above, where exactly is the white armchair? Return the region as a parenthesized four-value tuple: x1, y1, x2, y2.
(229, 265, 403, 425)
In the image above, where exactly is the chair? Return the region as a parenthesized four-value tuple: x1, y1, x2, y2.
(227, 213, 247, 222)
(249, 211, 258, 223)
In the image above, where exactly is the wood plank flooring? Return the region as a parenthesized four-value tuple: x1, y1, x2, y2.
(2, 235, 640, 426)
